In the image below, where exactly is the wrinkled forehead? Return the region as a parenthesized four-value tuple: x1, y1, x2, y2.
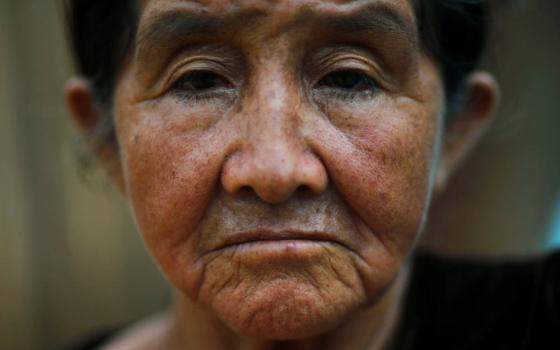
(135, 0, 419, 54)
(137, 0, 416, 29)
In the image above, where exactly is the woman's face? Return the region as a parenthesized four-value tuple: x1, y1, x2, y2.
(113, 0, 444, 339)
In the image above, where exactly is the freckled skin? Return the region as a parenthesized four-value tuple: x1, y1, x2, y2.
(113, 0, 444, 343)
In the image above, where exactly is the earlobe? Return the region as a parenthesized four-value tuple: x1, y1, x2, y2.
(434, 71, 500, 193)
(65, 77, 126, 192)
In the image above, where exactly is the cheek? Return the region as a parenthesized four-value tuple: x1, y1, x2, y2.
(115, 101, 233, 296)
(312, 94, 442, 287)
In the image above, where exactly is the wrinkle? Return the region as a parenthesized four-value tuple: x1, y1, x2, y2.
(322, 245, 356, 293)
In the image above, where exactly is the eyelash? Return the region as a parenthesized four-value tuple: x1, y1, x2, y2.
(313, 69, 380, 101)
(169, 70, 234, 102)
(167, 69, 379, 103)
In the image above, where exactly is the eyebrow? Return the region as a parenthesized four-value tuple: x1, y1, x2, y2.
(136, 4, 418, 54)
(136, 9, 263, 51)
(322, 6, 418, 47)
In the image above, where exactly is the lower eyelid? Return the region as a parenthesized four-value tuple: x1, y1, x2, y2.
(170, 88, 237, 104)
(312, 86, 378, 103)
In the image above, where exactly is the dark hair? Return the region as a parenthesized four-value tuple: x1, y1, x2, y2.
(63, 0, 491, 147)
(64, 1, 139, 106)
(415, 0, 490, 113)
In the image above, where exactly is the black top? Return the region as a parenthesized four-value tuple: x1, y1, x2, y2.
(394, 251, 560, 349)
(67, 251, 560, 350)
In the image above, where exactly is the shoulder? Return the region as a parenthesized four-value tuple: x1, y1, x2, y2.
(64, 329, 119, 350)
(99, 313, 171, 350)
(65, 313, 171, 350)
(395, 250, 560, 350)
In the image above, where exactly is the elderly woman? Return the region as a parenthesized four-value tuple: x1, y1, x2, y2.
(63, 0, 559, 349)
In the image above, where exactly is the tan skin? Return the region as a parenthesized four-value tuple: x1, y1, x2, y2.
(66, 0, 498, 349)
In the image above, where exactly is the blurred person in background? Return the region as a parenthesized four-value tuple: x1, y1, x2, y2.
(60, 0, 559, 349)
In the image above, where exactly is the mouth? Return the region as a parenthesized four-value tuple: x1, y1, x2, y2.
(211, 230, 349, 253)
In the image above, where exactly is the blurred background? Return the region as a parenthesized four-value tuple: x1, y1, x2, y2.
(0, 1, 559, 349)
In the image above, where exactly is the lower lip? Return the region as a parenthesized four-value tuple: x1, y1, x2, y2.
(218, 239, 338, 256)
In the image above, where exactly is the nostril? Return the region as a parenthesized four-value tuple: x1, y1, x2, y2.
(295, 184, 315, 198)
(237, 185, 254, 197)
(221, 148, 328, 202)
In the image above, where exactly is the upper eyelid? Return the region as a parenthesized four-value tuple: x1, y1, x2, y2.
(169, 80, 237, 104)
(318, 70, 378, 86)
(164, 55, 242, 89)
(158, 48, 387, 99)
(172, 71, 232, 88)
(168, 72, 236, 103)
(305, 46, 399, 88)
(312, 69, 383, 96)
(310, 61, 384, 87)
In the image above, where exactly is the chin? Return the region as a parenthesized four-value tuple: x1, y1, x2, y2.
(208, 277, 365, 340)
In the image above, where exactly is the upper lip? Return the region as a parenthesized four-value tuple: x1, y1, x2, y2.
(214, 229, 347, 252)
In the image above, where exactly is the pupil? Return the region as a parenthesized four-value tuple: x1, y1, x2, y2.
(333, 71, 363, 89)
(189, 72, 219, 90)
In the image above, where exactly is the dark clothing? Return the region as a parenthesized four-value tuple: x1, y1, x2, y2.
(67, 251, 560, 350)
(394, 251, 560, 349)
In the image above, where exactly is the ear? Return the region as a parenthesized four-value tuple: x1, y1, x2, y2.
(434, 71, 499, 193)
(65, 77, 126, 192)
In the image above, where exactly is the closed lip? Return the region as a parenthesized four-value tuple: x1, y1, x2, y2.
(213, 230, 348, 252)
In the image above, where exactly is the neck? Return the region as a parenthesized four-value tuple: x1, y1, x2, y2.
(161, 266, 409, 350)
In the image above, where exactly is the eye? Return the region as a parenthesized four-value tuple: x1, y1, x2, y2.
(316, 70, 378, 93)
(171, 70, 232, 95)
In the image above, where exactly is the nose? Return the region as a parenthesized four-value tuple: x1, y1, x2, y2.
(222, 145, 328, 204)
(221, 81, 328, 204)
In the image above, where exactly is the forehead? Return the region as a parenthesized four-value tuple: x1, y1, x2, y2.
(138, 0, 416, 25)
(135, 0, 419, 54)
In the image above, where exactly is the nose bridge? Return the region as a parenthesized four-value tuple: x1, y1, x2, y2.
(248, 69, 301, 164)
(245, 67, 304, 199)
(221, 64, 328, 203)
